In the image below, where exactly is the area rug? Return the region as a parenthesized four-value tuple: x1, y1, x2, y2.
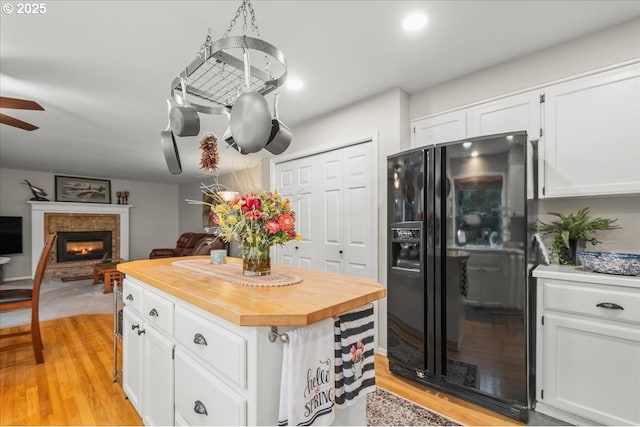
(0, 277, 112, 328)
(366, 388, 462, 426)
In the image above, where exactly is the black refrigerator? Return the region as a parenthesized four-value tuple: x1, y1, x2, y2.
(387, 131, 534, 421)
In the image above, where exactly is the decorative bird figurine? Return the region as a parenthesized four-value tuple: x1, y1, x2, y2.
(24, 179, 49, 201)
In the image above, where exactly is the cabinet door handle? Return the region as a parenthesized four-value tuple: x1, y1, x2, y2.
(131, 324, 139, 331)
(596, 302, 624, 310)
(193, 333, 208, 346)
(126, 294, 134, 301)
(137, 328, 145, 336)
(149, 308, 159, 317)
(194, 400, 208, 416)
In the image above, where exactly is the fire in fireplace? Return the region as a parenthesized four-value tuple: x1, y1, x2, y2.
(57, 231, 112, 262)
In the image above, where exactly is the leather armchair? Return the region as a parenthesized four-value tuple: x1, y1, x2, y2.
(149, 232, 226, 259)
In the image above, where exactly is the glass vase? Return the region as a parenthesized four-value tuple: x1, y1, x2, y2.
(242, 245, 271, 276)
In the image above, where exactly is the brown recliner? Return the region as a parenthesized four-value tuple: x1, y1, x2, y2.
(149, 232, 226, 259)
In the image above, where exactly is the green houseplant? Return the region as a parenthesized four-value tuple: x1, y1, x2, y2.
(538, 207, 620, 265)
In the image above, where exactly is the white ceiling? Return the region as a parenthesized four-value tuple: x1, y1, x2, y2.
(1, 1, 639, 185)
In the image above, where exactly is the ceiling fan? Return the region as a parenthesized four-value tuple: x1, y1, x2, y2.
(0, 96, 44, 131)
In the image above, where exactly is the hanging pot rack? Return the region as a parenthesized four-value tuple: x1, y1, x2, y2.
(170, 35, 287, 115)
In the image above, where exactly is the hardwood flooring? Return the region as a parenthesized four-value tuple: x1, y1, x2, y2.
(0, 314, 522, 426)
(0, 314, 141, 426)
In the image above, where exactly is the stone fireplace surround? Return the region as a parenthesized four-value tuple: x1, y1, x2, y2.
(29, 201, 131, 278)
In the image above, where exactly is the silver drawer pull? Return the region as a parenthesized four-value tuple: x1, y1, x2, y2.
(596, 302, 624, 310)
(193, 333, 208, 346)
(131, 324, 140, 331)
(126, 294, 134, 301)
(137, 328, 145, 336)
(149, 308, 159, 317)
(194, 400, 208, 416)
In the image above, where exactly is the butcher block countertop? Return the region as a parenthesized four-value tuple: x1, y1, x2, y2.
(118, 256, 386, 327)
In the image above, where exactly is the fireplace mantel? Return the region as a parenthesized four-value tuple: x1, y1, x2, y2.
(29, 201, 132, 277)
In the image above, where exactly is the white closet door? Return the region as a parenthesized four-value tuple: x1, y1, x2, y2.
(275, 141, 375, 279)
(275, 156, 318, 269)
(341, 143, 373, 278)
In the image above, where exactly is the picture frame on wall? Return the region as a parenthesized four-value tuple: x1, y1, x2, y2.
(55, 175, 112, 204)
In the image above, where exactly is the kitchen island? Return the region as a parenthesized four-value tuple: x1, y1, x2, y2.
(117, 256, 386, 426)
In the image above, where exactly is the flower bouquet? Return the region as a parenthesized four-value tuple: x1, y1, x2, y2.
(212, 190, 301, 276)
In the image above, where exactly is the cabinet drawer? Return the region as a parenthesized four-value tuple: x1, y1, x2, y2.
(175, 349, 246, 426)
(544, 280, 640, 324)
(142, 290, 174, 335)
(123, 278, 143, 314)
(175, 305, 247, 388)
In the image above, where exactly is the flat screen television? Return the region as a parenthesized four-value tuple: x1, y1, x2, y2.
(0, 216, 23, 255)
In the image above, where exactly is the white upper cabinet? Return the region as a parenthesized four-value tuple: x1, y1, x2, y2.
(411, 110, 466, 147)
(542, 62, 640, 197)
(467, 91, 540, 138)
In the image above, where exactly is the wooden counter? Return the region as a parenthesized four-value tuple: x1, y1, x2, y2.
(118, 256, 386, 327)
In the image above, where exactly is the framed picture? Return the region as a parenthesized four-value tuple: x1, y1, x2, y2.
(55, 175, 112, 204)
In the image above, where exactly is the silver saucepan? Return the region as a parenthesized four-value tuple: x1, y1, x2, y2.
(161, 99, 182, 174)
(170, 76, 200, 137)
(265, 93, 292, 155)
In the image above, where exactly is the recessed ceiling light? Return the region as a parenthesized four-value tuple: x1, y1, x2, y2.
(402, 13, 427, 32)
(286, 78, 304, 90)
(462, 142, 472, 149)
(471, 150, 479, 158)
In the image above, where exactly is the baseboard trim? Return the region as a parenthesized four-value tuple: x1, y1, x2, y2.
(2, 275, 32, 281)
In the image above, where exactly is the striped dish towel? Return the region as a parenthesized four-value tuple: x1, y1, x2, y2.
(334, 304, 376, 407)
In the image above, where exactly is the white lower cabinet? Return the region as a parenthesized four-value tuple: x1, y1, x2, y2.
(122, 281, 175, 426)
(174, 349, 247, 426)
(534, 266, 640, 426)
(122, 276, 287, 426)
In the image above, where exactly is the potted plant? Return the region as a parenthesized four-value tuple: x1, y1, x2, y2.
(538, 207, 620, 265)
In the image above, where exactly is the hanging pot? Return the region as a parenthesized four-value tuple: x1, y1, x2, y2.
(170, 76, 200, 137)
(265, 93, 292, 155)
(229, 46, 272, 153)
(161, 99, 182, 174)
(222, 126, 250, 155)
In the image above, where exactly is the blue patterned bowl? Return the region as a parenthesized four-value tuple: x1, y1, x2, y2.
(578, 252, 640, 276)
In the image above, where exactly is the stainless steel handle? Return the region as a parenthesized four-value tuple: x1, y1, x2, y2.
(149, 308, 159, 317)
(194, 400, 208, 416)
(137, 328, 145, 336)
(193, 333, 208, 346)
(126, 294, 134, 301)
(596, 302, 624, 310)
(131, 324, 139, 331)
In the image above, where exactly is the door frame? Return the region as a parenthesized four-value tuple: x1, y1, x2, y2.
(269, 130, 380, 281)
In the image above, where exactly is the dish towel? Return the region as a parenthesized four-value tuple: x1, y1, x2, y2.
(334, 304, 376, 407)
(278, 317, 335, 426)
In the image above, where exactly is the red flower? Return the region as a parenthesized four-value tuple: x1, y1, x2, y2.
(246, 196, 261, 211)
(279, 213, 294, 232)
(211, 214, 218, 225)
(265, 220, 280, 234)
(244, 210, 262, 221)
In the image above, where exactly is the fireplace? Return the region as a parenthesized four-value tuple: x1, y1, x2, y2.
(57, 231, 112, 263)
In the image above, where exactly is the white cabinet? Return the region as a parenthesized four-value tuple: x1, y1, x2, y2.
(174, 349, 246, 426)
(542, 62, 640, 197)
(467, 91, 540, 138)
(411, 110, 466, 147)
(122, 279, 175, 426)
(534, 266, 640, 426)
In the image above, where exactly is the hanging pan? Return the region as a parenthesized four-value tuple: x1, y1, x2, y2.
(265, 93, 291, 155)
(170, 76, 200, 137)
(229, 43, 272, 153)
(161, 99, 182, 174)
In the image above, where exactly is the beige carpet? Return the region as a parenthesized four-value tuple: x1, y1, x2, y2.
(0, 277, 113, 328)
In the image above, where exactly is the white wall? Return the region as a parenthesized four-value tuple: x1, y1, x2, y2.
(0, 167, 180, 279)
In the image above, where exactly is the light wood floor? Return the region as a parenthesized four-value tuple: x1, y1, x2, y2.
(0, 314, 522, 426)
